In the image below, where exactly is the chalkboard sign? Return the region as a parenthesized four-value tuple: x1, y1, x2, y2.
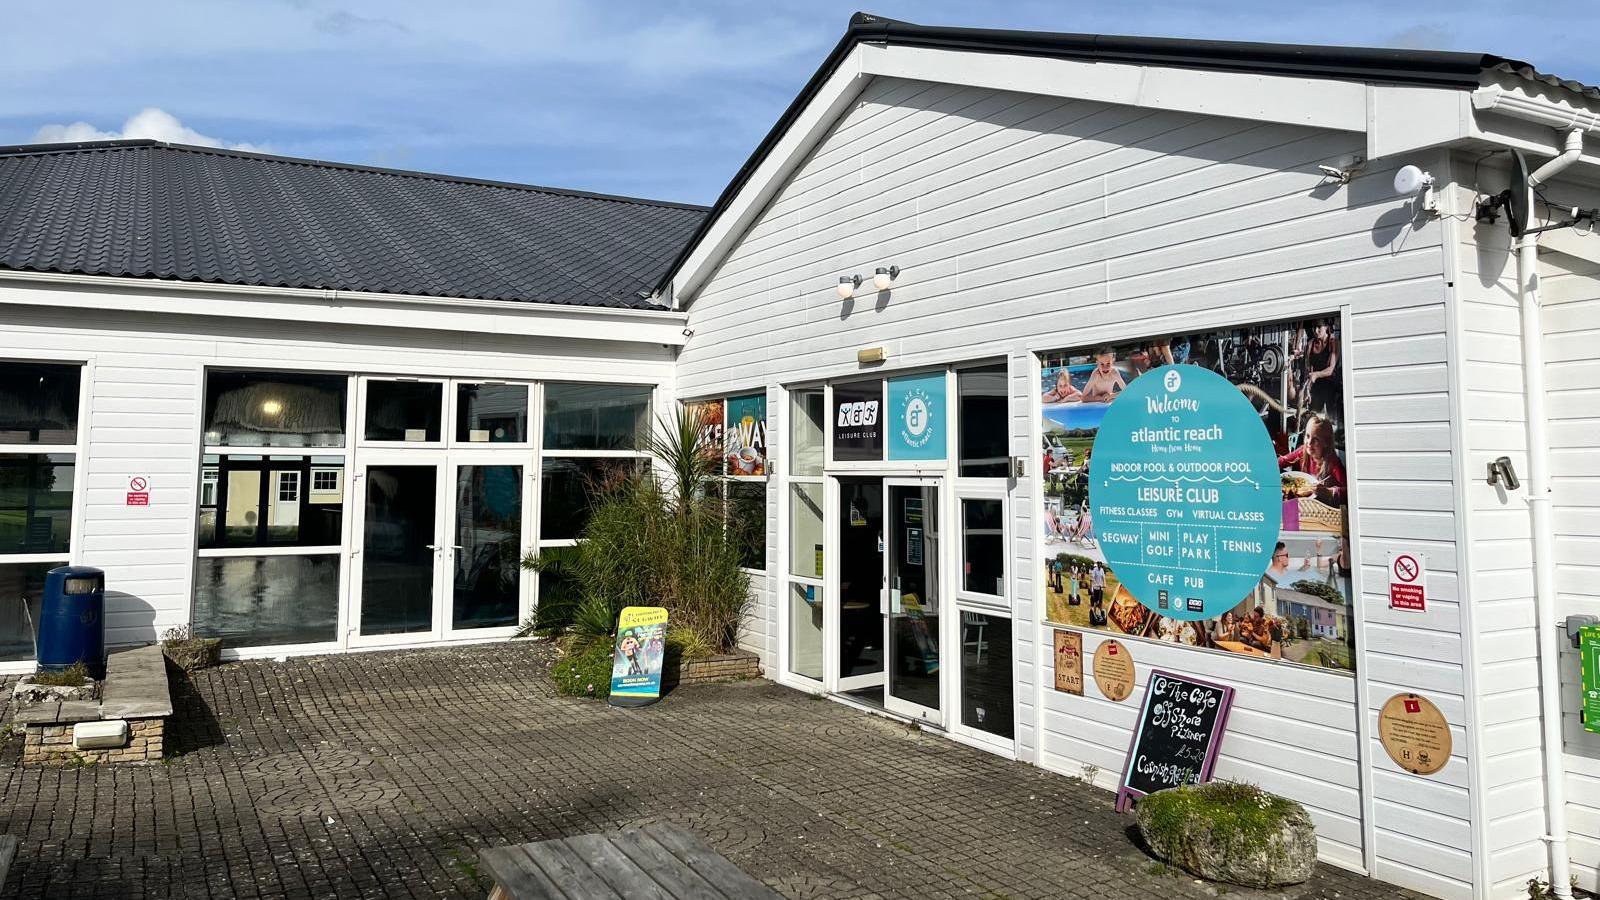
(1115, 669, 1235, 811)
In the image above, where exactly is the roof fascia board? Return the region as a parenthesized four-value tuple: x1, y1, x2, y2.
(670, 45, 871, 305)
(1365, 85, 1475, 161)
(0, 270, 690, 346)
(861, 43, 1369, 132)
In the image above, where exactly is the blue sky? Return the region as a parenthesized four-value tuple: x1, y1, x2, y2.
(4, 1, 1597, 206)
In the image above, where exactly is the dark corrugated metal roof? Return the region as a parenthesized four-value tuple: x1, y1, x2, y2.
(1488, 61, 1600, 102)
(655, 12, 1600, 298)
(0, 140, 707, 311)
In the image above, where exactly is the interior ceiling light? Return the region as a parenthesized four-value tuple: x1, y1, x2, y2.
(873, 266, 900, 291)
(260, 399, 283, 415)
(837, 275, 862, 300)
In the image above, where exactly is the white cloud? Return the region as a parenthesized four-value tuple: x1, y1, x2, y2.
(30, 107, 264, 151)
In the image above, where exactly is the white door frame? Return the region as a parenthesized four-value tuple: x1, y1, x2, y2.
(948, 483, 1016, 754)
(829, 474, 886, 696)
(349, 450, 448, 646)
(440, 452, 534, 641)
(883, 475, 945, 725)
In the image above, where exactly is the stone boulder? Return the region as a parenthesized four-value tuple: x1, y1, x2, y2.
(1135, 781, 1317, 888)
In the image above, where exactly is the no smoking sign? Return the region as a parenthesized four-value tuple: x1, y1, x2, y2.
(1388, 551, 1426, 611)
(126, 475, 150, 507)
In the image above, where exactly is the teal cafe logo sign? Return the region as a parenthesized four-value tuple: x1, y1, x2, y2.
(888, 372, 946, 461)
(1088, 365, 1280, 620)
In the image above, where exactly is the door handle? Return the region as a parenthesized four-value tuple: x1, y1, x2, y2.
(425, 544, 441, 551)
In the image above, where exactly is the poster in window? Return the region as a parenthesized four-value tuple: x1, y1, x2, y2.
(724, 394, 766, 476)
(887, 371, 945, 461)
(1038, 317, 1355, 674)
(686, 398, 724, 458)
(832, 381, 883, 461)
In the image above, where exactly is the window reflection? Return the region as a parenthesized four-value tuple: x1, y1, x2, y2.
(0, 454, 74, 554)
(453, 464, 522, 630)
(543, 384, 650, 451)
(364, 381, 442, 442)
(192, 554, 340, 648)
(457, 384, 528, 443)
(204, 371, 347, 448)
(0, 562, 53, 660)
(961, 613, 1013, 739)
(961, 498, 1005, 596)
(539, 457, 644, 540)
(199, 456, 344, 549)
(958, 365, 1009, 477)
(0, 362, 81, 445)
(727, 481, 766, 570)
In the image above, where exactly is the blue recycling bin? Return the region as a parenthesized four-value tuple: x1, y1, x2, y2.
(36, 565, 106, 680)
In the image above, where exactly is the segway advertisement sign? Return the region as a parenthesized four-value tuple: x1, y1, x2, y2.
(609, 606, 669, 707)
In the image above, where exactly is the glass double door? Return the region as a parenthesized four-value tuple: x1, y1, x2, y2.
(834, 476, 943, 723)
(352, 453, 528, 643)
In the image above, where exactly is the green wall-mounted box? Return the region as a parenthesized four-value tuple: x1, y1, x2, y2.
(1584, 625, 1600, 735)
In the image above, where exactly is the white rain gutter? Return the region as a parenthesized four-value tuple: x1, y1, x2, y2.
(1476, 84, 1597, 900)
(1473, 86, 1600, 135)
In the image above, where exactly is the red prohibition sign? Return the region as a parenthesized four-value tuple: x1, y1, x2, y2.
(1393, 554, 1420, 583)
(130, 476, 148, 492)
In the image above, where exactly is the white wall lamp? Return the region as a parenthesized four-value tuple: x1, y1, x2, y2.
(1392, 164, 1438, 214)
(873, 265, 900, 291)
(837, 275, 863, 300)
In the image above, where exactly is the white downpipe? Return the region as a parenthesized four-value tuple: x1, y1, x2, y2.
(1519, 127, 1583, 900)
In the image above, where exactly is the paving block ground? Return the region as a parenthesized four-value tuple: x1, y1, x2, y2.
(0, 642, 1427, 899)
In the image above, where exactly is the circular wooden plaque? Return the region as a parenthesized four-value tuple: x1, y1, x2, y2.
(1092, 639, 1136, 702)
(1378, 693, 1452, 776)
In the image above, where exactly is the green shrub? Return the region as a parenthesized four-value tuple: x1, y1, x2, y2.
(33, 662, 89, 687)
(549, 639, 616, 698)
(524, 407, 751, 656)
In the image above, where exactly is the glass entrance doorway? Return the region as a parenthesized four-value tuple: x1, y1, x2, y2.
(352, 455, 527, 644)
(831, 475, 943, 724)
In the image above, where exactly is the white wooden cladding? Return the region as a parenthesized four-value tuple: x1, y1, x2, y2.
(1535, 195, 1600, 898)
(0, 295, 675, 653)
(678, 76, 1475, 897)
(1448, 159, 1600, 898)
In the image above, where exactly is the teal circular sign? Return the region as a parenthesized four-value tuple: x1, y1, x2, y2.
(1088, 365, 1281, 621)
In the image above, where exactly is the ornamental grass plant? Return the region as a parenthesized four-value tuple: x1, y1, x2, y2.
(524, 407, 751, 665)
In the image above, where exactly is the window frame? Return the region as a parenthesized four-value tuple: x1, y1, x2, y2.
(193, 367, 355, 652)
(778, 385, 826, 689)
(0, 357, 88, 568)
(357, 376, 448, 448)
(683, 391, 771, 576)
(532, 381, 655, 594)
(451, 380, 533, 449)
(0, 355, 90, 669)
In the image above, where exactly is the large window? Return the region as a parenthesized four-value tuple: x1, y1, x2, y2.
(1037, 317, 1355, 675)
(958, 365, 1009, 477)
(203, 370, 346, 448)
(535, 383, 653, 609)
(686, 394, 768, 572)
(1, 361, 83, 661)
(784, 388, 825, 683)
(193, 369, 349, 648)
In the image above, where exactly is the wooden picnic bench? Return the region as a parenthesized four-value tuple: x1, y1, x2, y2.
(479, 823, 781, 899)
(0, 835, 18, 892)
